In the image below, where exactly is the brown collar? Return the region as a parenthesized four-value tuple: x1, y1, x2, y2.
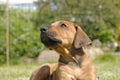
(59, 47, 86, 66)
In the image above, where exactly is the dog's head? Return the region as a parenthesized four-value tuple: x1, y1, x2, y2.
(40, 20, 91, 49)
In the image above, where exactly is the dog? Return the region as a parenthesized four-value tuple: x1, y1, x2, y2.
(30, 20, 97, 80)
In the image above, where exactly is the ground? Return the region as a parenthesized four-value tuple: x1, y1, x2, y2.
(0, 53, 120, 80)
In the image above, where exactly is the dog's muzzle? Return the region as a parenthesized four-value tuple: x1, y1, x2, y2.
(40, 27, 62, 47)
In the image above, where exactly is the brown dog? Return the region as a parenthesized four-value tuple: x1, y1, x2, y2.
(30, 20, 97, 80)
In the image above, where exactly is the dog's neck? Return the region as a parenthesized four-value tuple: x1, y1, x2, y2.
(70, 47, 88, 65)
(55, 45, 87, 65)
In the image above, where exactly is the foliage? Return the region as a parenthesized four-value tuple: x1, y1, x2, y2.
(0, 7, 44, 64)
(9, 9, 43, 58)
(0, 0, 120, 64)
(0, 4, 6, 64)
(115, 26, 120, 44)
(35, 0, 120, 43)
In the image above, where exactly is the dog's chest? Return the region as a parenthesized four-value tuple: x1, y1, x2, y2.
(55, 63, 83, 80)
(68, 62, 84, 79)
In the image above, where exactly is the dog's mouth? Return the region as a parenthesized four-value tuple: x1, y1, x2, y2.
(41, 33, 62, 47)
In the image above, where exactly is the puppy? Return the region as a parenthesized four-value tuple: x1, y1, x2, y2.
(30, 20, 97, 80)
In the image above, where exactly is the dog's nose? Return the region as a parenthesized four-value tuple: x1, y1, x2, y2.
(40, 27, 48, 32)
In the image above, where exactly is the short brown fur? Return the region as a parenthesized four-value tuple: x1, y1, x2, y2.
(30, 20, 96, 80)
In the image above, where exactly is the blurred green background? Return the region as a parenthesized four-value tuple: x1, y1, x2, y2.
(0, 0, 120, 64)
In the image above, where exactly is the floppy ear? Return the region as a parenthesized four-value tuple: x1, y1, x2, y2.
(74, 24, 92, 49)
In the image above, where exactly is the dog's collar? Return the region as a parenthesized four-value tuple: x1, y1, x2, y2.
(59, 55, 69, 64)
(59, 55, 79, 65)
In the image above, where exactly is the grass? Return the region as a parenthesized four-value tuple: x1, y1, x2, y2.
(0, 63, 40, 80)
(94, 53, 120, 80)
(0, 53, 120, 80)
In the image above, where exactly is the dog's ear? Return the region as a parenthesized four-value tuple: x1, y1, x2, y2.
(73, 24, 92, 49)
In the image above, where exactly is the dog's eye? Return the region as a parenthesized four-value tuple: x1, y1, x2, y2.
(60, 23, 67, 28)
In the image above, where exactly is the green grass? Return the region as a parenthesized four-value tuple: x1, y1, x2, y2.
(94, 53, 120, 80)
(0, 53, 120, 80)
(0, 63, 40, 80)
